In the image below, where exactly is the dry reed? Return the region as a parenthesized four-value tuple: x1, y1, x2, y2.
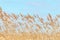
(0, 8, 60, 40)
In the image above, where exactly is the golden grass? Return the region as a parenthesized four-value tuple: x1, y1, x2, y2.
(0, 33, 60, 40)
(0, 8, 60, 40)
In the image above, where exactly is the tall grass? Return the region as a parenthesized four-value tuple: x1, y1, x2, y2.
(0, 8, 60, 40)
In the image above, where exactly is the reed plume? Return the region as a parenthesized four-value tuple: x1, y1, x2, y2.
(0, 8, 60, 40)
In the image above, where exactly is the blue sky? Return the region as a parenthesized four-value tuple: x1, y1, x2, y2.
(0, 0, 60, 17)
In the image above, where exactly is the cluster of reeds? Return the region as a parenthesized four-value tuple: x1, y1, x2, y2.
(0, 7, 60, 40)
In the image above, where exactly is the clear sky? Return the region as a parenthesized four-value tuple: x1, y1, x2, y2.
(0, 0, 60, 17)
